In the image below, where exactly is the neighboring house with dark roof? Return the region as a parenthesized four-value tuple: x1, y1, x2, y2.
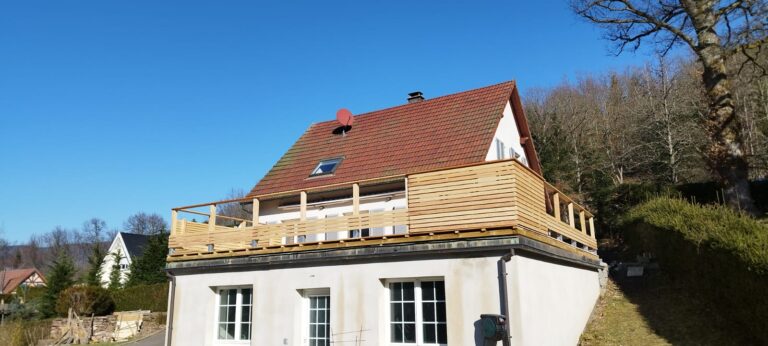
(0, 268, 46, 295)
(99, 232, 150, 287)
(165, 81, 602, 346)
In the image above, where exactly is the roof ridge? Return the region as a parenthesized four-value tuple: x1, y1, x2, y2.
(313, 80, 516, 125)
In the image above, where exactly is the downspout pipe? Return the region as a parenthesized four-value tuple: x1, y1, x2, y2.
(165, 270, 177, 346)
(498, 249, 516, 346)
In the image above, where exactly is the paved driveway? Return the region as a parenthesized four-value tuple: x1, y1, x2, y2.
(122, 330, 165, 346)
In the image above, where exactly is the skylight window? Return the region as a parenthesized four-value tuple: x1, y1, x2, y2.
(310, 158, 343, 177)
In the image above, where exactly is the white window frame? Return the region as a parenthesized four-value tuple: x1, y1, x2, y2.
(214, 286, 253, 344)
(302, 288, 331, 346)
(386, 278, 447, 346)
(495, 139, 506, 160)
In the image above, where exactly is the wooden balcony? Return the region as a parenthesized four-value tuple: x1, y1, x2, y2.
(168, 160, 597, 262)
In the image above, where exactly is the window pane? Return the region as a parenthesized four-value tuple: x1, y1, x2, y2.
(241, 306, 251, 322)
(318, 309, 326, 323)
(242, 288, 252, 304)
(227, 323, 235, 339)
(228, 290, 237, 305)
(424, 324, 436, 343)
(423, 302, 435, 322)
(218, 307, 228, 323)
(402, 282, 414, 301)
(437, 323, 447, 343)
(435, 281, 445, 300)
(436, 302, 446, 322)
(391, 324, 403, 342)
(404, 323, 416, 342)
(227, 306, 236, 323)
(217, 324, 227, 340)
(240, 323, 251, 340)
(391, 283, 402, 300)
(219, 290, 229, 305)
(391, 303, 402, 322)
(422, 281, 435, 300)
(403, 302, 415, 322)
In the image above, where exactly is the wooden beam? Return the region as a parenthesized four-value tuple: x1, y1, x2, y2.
(300, 191, 307, 220)
(352, 183, 360, 216)
(171, 210, 178, 235)
(209, 204, 217, 233)
(553, 193, 561, 221)
(589, 217, 596, 239)
(579, 210, 587, 234)
(252, 198, 260, 224)
(567, 203, 575, 228)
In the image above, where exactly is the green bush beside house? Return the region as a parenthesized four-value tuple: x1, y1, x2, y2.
(624, 197, 768, 344)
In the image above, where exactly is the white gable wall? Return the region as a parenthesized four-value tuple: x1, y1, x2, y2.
(485, 101, 529, 166)
(100, 234, 133, 287)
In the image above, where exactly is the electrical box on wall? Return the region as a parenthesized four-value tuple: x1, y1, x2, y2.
(480, 314, 507, 340)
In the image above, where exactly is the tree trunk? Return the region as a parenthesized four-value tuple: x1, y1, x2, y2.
(684, 1, 759, 214)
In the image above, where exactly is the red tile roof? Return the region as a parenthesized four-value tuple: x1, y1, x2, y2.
(0, 268, 46, 294)
(247, 80, 541, 197)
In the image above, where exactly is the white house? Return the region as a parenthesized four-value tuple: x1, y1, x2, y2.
(165, 81, 602, 346)
(100, 232, 150, 287)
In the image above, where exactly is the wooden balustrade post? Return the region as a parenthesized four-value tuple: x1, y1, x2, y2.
(567, 203, 575, 228)
(579, 210, 587, 234)
(589, 217, 596, 239)
(209, 204, 217, 232)
(553, 193, 561, 221)
(171, 210, 178, 235)
(252, 198, 260, 225)
(352, 183, 360, 216)
(300, 191, 307, 221)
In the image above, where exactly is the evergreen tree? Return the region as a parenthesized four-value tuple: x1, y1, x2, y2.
(108, 250, 124, 290)
(41, 252, 75, 317)
(126, 231, 169, 286)
(85, 243, 105, 286)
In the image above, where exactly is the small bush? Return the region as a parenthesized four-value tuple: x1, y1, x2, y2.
(624, 197, 768, 344)
(112, 282, 169, 312)
(55, 285, 115, 317)
(0, 320, 51, 346)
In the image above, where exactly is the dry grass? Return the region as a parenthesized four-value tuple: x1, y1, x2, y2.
(580, 275, 748, 346)
(0, 319, 51, 346)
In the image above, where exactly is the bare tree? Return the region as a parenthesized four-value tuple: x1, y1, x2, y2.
(123, 212, 167, 235)
(573, 0, 767, 213)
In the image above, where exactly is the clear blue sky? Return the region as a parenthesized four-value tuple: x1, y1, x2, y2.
(0, 1, 648, 243)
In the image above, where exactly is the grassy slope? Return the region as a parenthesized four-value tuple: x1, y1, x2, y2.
(580, 275, 748, 346)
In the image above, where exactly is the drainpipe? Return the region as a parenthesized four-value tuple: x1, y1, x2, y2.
(165, 270, 176, 346)
(498, 249, 516, 346)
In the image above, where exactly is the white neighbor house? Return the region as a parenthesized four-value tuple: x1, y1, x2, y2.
(100, 232, 150, 287)
(165, 81, 603, 346)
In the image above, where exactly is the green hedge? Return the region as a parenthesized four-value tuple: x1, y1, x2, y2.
(624, 197, 768, 343)
(112, 282, 169, 312)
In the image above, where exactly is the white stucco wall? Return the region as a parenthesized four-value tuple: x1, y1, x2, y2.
(507, 256, 600, 346)
(485, 101, 528, 166)
(169, 253, 599, 346)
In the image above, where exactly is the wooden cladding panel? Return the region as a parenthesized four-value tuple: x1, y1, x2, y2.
(408, 161, 517, 233)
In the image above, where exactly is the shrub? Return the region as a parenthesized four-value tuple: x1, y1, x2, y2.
(624, 197, 768, 344)
(0, 320, 51, 346)
(55, 286, 115, 317)
(112, 282, 169, 312)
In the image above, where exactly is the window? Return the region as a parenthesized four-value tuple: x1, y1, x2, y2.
(119, 263, 128, 270)
(310, 158, 343, 177)
(389, 280, 447, 345)
(307, 294, 331, 346)
(495, 139, 506, 160)
(216, 287, 252, 342)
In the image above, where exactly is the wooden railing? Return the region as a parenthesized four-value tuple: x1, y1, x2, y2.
(168, 160, 596, 259)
